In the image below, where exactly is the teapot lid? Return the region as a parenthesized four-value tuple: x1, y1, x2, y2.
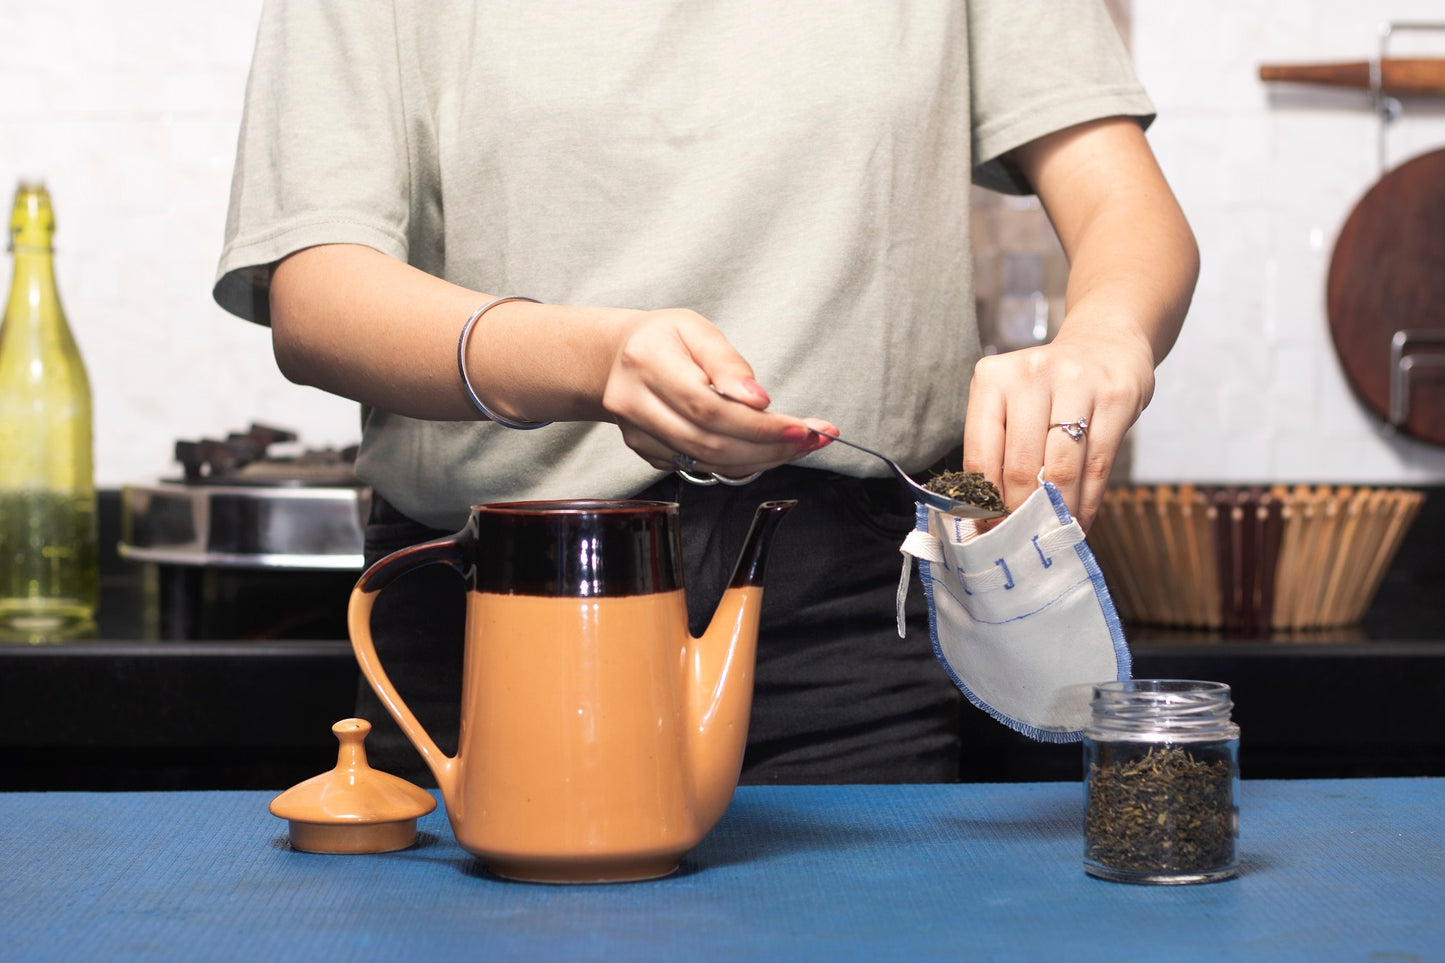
(269, 718, 436, 853)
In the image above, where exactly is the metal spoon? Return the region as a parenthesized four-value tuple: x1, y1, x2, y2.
(707, 386, 1004, 518)
(805, 427, 1007, 518)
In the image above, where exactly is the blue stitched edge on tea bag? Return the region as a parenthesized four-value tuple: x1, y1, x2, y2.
(912, 480, 1132, 743)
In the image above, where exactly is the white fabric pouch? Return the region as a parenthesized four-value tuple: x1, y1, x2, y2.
(899, 477, 1131, 742)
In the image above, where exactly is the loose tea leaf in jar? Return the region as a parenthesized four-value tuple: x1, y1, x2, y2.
(922, 470, 1006, 513)
(1085, 744, 1236, 875)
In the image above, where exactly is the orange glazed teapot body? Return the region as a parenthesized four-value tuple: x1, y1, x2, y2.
(349, 498, 794, 882)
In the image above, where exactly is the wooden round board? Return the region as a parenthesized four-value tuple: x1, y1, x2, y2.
(1326, 147, 1445, 447)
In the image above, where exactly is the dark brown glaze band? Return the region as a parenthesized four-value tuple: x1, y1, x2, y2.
(355, 531, 471, 595)
(728, 500, 797, 589)
(357, 498, 796, 600)
(470, 500, 682, 597)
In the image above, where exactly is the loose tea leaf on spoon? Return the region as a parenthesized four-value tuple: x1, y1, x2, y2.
(923, 470, 1007, 514)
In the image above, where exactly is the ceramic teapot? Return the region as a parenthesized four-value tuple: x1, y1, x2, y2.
(348, 498, 795, 883)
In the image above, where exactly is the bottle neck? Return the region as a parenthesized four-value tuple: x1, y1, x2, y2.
(5, 239, 62, 325)
(6, 182, 62, 326)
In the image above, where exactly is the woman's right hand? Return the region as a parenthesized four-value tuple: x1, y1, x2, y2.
(600, 307, 835, 479)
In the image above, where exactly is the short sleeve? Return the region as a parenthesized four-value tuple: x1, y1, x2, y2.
(212, 0, 412, 324)
(967, 0, 1155, 195)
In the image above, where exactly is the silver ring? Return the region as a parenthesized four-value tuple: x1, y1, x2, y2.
(1053, 417, 1089, 442)
(674, 468, 765, 487)
(673, 452, 699, 472)
(711, 470, 763, 486)
(676, 468, 718, 486)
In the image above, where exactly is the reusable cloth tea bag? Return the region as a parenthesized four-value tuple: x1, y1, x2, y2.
(899, 476, 1130, 742)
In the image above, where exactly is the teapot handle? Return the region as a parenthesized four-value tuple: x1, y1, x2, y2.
(347, 531, 470, 798)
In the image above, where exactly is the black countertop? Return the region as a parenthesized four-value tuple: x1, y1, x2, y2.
(2, 488, 1442, 790)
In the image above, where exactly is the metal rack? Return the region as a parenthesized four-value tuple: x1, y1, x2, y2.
(1370, 21, 1445, 171)
(1260, 21, 1445, 441)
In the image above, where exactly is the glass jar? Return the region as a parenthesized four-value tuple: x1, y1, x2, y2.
(1083, 679, 1240, 885)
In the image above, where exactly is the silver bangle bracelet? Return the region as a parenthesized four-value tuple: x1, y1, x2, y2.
(456, 296, 551, 430)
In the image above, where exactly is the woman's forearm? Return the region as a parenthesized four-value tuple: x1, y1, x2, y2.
(268, 243, 831, 476)
(268, 243, 625, 424)
(1016, 117, 1199, 365)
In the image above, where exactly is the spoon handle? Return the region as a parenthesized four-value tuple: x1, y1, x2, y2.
(710, 386, 1004, 518)
(808, 428, 1003, 518)
(804, 427, 890, 464)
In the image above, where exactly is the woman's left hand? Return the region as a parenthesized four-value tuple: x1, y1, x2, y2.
(961, 327, 1156, 531)
(962, 116, 1201, 529)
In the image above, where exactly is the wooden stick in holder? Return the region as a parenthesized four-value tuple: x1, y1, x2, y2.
(1259, 58, 1445, 97)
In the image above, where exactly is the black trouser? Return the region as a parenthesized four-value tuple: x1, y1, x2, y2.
(356, 465, 963, 785)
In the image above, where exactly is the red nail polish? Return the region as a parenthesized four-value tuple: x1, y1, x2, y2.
(741, 378, 770, 404)
(780, 425, 808, 443)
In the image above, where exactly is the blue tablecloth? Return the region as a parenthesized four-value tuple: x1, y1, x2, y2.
(2, 779, 1440, 961)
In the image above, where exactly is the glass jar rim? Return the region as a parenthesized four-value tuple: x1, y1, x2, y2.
(1085, 678, 1238, 740)
(1094, 679, 1230, 697)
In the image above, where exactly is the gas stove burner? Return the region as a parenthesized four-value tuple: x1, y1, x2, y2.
(172, 423, 361, 488)
(119, 424, 370, 570)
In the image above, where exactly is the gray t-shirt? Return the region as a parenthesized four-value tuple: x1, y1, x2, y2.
(215, 0, 1152, 531)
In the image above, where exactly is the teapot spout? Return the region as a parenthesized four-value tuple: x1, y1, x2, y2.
(725, 498, 798, 593)
(686, 499, 796, 832)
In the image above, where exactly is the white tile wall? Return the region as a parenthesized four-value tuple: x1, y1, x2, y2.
(2, 1, 1444, 487)
(1133, 0, 1445, 483)
(0, 0, 356, 487)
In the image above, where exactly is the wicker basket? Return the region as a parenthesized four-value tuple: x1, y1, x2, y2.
(1088, 485, 1424, 633)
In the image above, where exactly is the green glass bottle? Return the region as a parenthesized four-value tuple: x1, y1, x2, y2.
(0, 182, 98, 641)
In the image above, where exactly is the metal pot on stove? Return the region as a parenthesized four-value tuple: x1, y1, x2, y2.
(119, 424, 368, 571)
